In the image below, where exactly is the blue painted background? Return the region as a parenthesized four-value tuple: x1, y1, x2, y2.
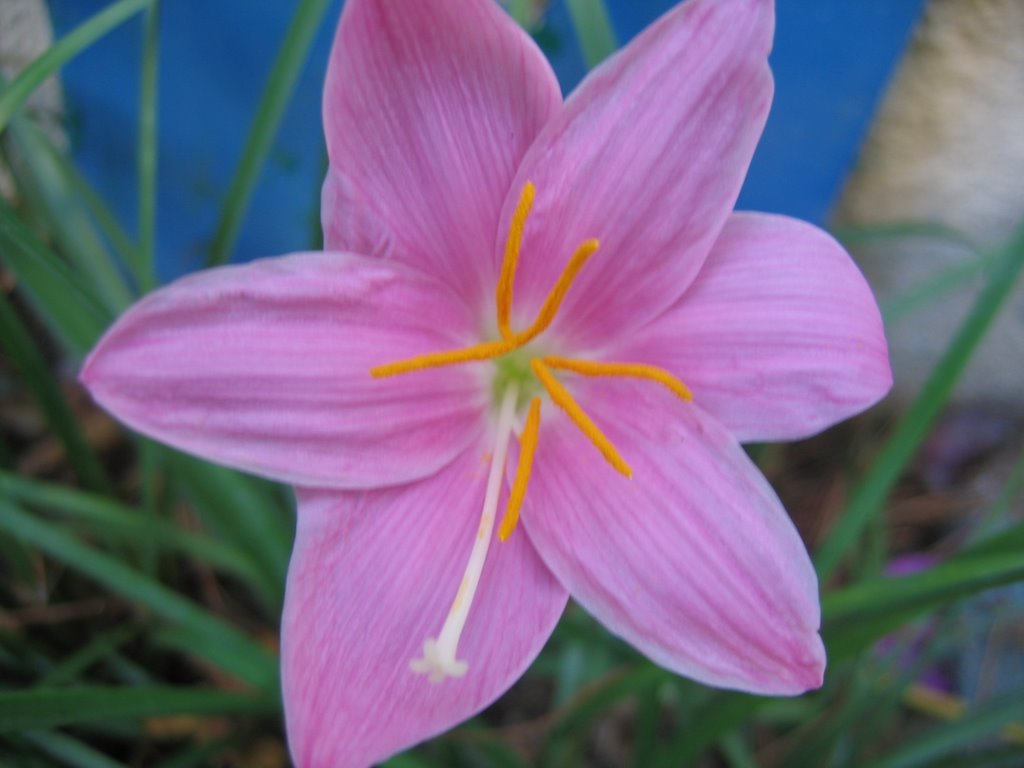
(49, 0, 926, 280)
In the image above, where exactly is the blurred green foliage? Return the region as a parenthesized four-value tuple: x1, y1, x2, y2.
(1, 1, 1023, 766)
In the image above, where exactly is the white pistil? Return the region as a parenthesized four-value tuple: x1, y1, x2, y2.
(410, 382, 520, 683)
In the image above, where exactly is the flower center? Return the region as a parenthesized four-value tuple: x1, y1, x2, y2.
(372, 181, 692, 682)
(491, 349, 541, 407)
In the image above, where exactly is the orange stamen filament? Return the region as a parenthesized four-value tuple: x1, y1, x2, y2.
(370, 235, 601, 380)
(498, 397, 542, 541)
(370, 339, 516, 379)
(531, 359, 633, 478)
(542, 356, 693, 401)
(496, 181, 535, 341)
(511, 238, 600, 347)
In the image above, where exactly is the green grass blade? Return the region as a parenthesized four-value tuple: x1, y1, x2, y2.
(102, 653, 153, 686)
(633, 677, 664, 768)
(0, 0, 154, 133)
(380, 755, 434, 768)
(0, 197, 110, 355)
(833, 221, 981, 253)
(864, 688, 1024, 768)
(846, 628, 959, 766)
(137, 439, 161, 575)
(5, 117, 134, 312)
(565, 0, 618, 69)
(823, 549, 1024, 660)
(451, 741, 531, 768)
(20, 731, 128, 768)
(0, 745, 49, 768)
(833, 218, 990, 329)
(662, 692, 761, 767)
(719, 733, 758, 768)
(168, 452, 292, 605)
(506, 0, 534, 27)
(43, 141, 143, 281)
(0, 501, 278, 691)
(882, 251, 996, 326)
(0, 296, 110, 492)
(0, 523, 34, 585)
(914, 747, 1024, 768)
(816, 219, 1024, 580)
(306, 148, 328, 250)
(972, 444, 1024, 541)
(543, 664, 668, 750)
(783, 624, 955, 767)
(38, 624, 140, 687)
(0, 471, 268, 592)
(206, 0, 332, 267)
(961, 516, 1024, 560)
(137, 1, 160, 292)
(0, 687, 276, 733)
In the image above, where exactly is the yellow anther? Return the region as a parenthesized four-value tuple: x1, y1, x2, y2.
(371, 232, 600, 379)
(370, 339, 515, 378)
(531, 359, 632, 478)
(543, 357, 693, 401)
(513, 239, 600, 346)
(498, 397, 541, 541)
(496, 181, 536, 341)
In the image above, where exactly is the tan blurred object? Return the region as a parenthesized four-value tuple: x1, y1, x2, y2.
(837, 0, 1024, 405)
(0, 0, 65, 197)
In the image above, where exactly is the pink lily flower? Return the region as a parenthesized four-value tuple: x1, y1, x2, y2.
(80, 0, 892, 764)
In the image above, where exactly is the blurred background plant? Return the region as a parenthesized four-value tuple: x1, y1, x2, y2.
(1, 0, 1023, 766)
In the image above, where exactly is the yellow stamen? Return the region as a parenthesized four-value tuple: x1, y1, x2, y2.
(371, 339, 515, 378)
(531, 359, 632, 478)
(513, 239, 600, 346)
(543, 356, 693, 401)
(496, 181, 536, 341)
(498, 397, 541, 541)
(371, 237, 600, 379)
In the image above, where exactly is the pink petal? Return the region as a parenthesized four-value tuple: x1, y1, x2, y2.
(500, 0, 774, 348)
(81, 253, 485, 490)
(282, 445, 568, 768)
(323, 0, 561, 312)
(617, 212, 892, 442)
(520, 377, 824, 695)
